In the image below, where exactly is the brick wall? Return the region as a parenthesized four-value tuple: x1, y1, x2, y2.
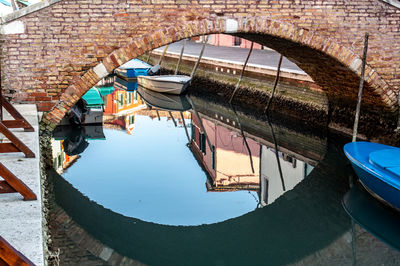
(0, 0, 399, 126)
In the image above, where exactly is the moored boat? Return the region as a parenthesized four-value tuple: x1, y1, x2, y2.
(344, 141, 400, 210)
(115, 59, 152, 80)
(136, 75, 192, 95)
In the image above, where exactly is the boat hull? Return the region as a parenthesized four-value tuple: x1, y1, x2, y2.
(344, 141, 400, 211)
(137, 86, 191, 111)
(137, 75, 191, 95)
(350, 161, 400, 210)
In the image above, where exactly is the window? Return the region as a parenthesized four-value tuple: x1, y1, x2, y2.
(118, 93, 124, 108)
(212, 146, 215, 169)
(126, 92, 132, 105)
(200, 132, 206, 154)
(129, 115, 135, 125)
(234, 36, 241, 46)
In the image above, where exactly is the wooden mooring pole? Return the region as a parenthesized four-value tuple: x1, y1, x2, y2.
(180, 111, 191, 144)
(175, 39, 186, 75)
(264, 54, 283, 113)
(186, 95, 214, 153)
(396, 92, 400, 132)
(229, 42, 254, 104)
(158, 45, 169, 66)
(229, 103, 255, 174)
(352, 32, 369, 142)
(266, 115, 286, 191)
(190, 35, 209, 78)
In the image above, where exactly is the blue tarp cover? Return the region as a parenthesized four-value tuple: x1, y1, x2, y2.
(0, 0, 11, 6)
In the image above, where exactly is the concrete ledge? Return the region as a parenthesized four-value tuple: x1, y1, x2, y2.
(1, 0, 63, 24)
(0, 104, 44, 265)
(153, 50, 314, 83)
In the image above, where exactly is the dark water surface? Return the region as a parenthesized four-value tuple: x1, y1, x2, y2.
(47, 81, 400, 265)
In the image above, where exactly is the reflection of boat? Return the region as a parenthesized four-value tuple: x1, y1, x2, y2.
(342, 184, 400, 251)
(114, 76, 138, 91)
(53, 124, 105, 140)
(136, 75, 191, 95)
(114, 59, 152, 79)
(96, 86, 114, 96)
(60, 86, 108, 126)
(82, 87, 104, 108)
(60, 100, 103, 126)
(137, 86, 191, 111)
(344, 141, 400, 210)
(53, 125, 105, 156)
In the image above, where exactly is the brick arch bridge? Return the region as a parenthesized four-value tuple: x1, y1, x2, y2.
(0, 0, 399, 127)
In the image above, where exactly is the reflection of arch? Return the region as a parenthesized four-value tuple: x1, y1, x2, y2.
(44, 16, 394, 127)
(49, 143, 350, 266)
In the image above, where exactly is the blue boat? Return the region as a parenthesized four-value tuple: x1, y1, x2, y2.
(344, 141, 400, 210)
(114, 59, 152, 80)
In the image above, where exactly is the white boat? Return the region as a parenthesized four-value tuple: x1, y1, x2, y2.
(136, 75, 192, 95)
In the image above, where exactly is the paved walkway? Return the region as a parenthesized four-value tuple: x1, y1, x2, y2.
(0, 105, 43, 265)
(156, 40, 305, 74)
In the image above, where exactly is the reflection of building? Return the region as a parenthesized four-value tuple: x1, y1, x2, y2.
(260, 146, 314, 207)
(191, 113, 260, 192)
(51, 138, 79, 174)
(190, 110, 314, 207)
(103, 87, 146, 134)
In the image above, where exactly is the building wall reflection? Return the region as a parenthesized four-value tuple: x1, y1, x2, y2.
(190, 111, 315, 207)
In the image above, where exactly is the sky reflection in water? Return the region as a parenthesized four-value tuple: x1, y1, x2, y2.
(62, 115, 259, 226)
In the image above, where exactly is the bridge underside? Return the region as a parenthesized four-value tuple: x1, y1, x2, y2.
(237, 33, 385, 111)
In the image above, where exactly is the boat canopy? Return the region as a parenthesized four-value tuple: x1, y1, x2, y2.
(82, 87, 104, 107)
(96, 86, 115, 96)
(118, 59, 152, 70)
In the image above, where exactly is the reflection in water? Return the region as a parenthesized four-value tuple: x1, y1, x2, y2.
(343, 183, 400, 253)
(48, 80, 400, 265)
(52, 86, 316, 226)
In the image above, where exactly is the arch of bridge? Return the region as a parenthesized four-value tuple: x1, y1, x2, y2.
(42, 15, 395, 127)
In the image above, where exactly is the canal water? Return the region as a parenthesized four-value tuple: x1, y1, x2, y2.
(46, 79, 400, 265)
